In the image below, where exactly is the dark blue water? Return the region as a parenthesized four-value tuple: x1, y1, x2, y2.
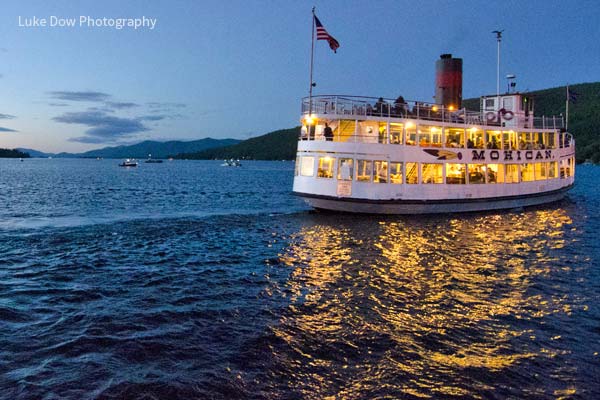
(0, 159, 598, 399)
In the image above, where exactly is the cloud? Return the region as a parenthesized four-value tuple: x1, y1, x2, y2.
(48, 102, 70, 107)
(0, 127, 17, 132)
(48, 90, 111, 102)
(53, 110, 149, 143)
(105, 101, 139, 109)
(138, 115, 167, 121)
(147, 102, 186, 109)
(0, 113, 16, 119)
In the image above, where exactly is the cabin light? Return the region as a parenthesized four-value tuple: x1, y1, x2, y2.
(448, 105, 455, 111)
(469, 127, 478, 132)
(430, 127, 439, 133)
(432, 106, 438, 112)
(304, 115, 315, 125)
(405, 122, 415, 128)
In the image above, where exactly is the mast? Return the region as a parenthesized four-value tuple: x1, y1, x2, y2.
(492, 30, 504, 100)
(308, 7, 316, 116)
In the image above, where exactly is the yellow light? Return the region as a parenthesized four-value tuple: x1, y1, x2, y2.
(304, 115, 315, 125)
(432, 106, 438, 112)
(406, 121, 415, 128)
(448, 105, 455, 111)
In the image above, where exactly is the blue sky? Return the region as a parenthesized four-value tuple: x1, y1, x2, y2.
(0, 0, 598, 152)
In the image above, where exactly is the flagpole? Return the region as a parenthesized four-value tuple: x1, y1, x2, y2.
(565, 84, 569, 131)
(308, 7, 316, 116)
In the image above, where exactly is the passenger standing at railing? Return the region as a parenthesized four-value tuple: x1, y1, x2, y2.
(375, 97, 385, 116)
(393, 96, 407, 117)
(324, 123, 334, 141)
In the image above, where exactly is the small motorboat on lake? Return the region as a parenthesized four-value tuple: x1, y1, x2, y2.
(221, 158, 242, 167)
(144, 154, 163, 163)
(119, 159, 138, 167)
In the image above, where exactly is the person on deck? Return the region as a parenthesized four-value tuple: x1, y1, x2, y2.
(324, 123, 334, 141)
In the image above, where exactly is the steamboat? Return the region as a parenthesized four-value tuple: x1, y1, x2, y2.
(292, 54, 575, 214)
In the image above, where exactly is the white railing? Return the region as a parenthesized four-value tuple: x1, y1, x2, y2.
(302, 95, 565, 129)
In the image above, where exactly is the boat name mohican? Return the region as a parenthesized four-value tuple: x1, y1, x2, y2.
(472, 149, 553, 161)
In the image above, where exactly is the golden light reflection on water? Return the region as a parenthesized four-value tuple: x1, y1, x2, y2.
(272, 208, 583, 398)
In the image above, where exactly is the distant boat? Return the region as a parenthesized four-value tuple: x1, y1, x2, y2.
(119, 159, 138, 167)
(144, 154, 163, 163)
(221, 158, 241, 167)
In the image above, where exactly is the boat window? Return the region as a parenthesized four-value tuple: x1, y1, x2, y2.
(518, 132, 534, 150)
(446, 163, 466, 184)
(532, 132, 545, 149)
(405, 122, 417, 146)
(503, 130, 517, 150)
(317, 157, 334, 178)
(488, 164, 506, 183)
(334, 120, 356, 143)
(521, 163, 535, 182)
(390, 162, 403, 184)
(300, 156, 315, 177)
(419, 125, 442, 147)
(314, 124, 325, 140)
(356, 160, 372, 182)
(421, 163, 443, 184)
(485, 98, 495, 110)
(504, 164, 520, 183)
(445, 128, 465, 148)
(337, 158, 354, 181)
(406, 162, 418, 184)
(548, 161, 558, 179)
(503, 97, 513, 110)
(379, 122, 388, 144)
(486, 130, 502, 149)
(560, 158, 573, 178)
(534, 163, 547, 180)
(546, 132, 556, 149)
(486, 164, 500, 183)
(300, 125, 308, 140)
(390, 123, 403, 144)
(374, 161, 388, 183)
(467, 128, 485, 149)
(468, 164, 486, 184)
(294, 156, 300, 176)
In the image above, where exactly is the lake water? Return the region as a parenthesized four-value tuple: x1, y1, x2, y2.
(0, 159, 598, 399)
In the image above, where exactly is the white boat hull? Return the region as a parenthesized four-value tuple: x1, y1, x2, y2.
(294, 185, 573, 214)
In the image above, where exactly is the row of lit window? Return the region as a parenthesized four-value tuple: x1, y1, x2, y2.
(295, 156, 574, 184)
(302, 121, 568, 150)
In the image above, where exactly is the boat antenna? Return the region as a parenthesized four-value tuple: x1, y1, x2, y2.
(492, 30, 504, 98)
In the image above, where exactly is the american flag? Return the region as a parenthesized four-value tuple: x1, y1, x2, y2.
(314, 15, 340, 53)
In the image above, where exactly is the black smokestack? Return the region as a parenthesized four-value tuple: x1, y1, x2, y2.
(435, 54, 462, 109)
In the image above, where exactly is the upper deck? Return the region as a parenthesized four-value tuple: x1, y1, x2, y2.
(302, 95, 565, 131)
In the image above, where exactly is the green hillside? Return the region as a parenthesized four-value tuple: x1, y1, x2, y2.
(0, 148, 30, 158)
(464, 82, 600, 163)
(175, 127, 300, 160)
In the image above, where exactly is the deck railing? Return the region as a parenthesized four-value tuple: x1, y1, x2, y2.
(302, 95, 565, 130)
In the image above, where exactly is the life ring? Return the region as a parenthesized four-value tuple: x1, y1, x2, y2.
(502, 111, 514, 121)
(485, 112, 496, 122)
